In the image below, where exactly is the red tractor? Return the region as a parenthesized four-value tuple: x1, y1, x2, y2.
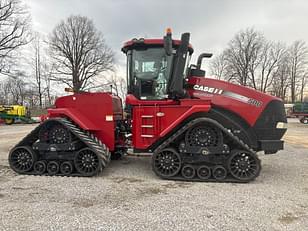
(8, 30, 287, 182)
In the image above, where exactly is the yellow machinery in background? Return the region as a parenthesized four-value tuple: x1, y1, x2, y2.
(0, 105, 31, 125)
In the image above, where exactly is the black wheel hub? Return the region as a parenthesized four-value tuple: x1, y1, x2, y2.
(228, 150, 261, 181)
(74, 148, 100, 176)
(152, 148, 182, 178)
(186, 124, 222, 147)
(9, 146, 36, 173)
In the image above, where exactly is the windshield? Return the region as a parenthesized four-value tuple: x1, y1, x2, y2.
(127, 48, 173, 100)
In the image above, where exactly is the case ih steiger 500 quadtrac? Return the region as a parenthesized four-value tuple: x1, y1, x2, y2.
(8, 30, 287, 183)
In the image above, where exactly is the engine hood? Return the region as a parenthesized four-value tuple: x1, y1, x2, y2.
(186, 77, 282, 126)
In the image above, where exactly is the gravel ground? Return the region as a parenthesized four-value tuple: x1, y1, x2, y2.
(0, 119, 307, 231)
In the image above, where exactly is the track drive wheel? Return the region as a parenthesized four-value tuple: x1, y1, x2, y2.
(9, 146, 37, 173)
(152, 148, 182, 178)
(227, 150, 261, 182)
(185, 123, 223, 148)
(49, 124, 71, 144)
(39, 121, 72, 144)
(74, 148, 101, 177)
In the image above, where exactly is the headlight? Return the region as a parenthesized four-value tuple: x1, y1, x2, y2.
(276, 122, 287, 129)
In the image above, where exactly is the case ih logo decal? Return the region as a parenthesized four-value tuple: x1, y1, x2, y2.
(193, 85, 224, 94)
(193, 84, 262, 107)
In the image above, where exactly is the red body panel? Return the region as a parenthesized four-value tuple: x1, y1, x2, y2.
(126, 95, 211, 150)
(187, 77, 282, 126)
(48, 92, 123, 151)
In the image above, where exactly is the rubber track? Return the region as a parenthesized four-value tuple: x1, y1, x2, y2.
(152, 117, 261, 183)
(11, 117, 110, 176)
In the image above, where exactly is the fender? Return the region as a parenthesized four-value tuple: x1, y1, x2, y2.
(48, 108, 99, 130)
(145, 107, 255, 153)
(159, 105, 211, 138)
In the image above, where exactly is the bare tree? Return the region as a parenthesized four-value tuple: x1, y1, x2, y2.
(2, 75, 28, 104)
(42, 62, 55, 106)
(217, 28, 288, 95)
(49, 15, 114, 92)
(271, 53, 291, 101)
(0, 0, 31, 73)
(30, 33, 43, 107)
(299, 71, 308, 102)
(210, 52, 228, 80)
(224, 28, 264, 86)
(288, 40, 308, 103)
(0, 80, 10, 104)
(108, 74, 126, 100)
(252, 42, 286, 92)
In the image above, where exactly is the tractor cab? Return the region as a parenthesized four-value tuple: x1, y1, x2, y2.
(126, 46, 173, 100)
(122, 29, 194, 100)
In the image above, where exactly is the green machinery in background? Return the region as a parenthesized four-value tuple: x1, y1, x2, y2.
(0, 105, 34, 125)
(292, 102, 308, 124)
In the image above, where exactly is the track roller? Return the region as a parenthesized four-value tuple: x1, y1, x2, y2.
(9, 146, 37, 173)
(212, 166, 227, 180)
(197, 165, 211, 180)
(60, 161, 73, 175)
(34, 161, 47, 174)
(181, 165, 195, 179)
(47, 161, 60, 175)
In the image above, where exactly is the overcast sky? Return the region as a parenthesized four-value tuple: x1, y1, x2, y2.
(26, 0, 308, 72)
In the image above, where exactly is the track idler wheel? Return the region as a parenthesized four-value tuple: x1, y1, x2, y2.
(181, 165, 195, 179)
(197, 165, 211, 180)
(74, 148, 101, 176)
(9, 146, 37, 173)
(152, 148, 182, 178)
(34, 161, 47, 174)
(60, 161, 73, 175)
(212, 166, 227, 180)
(227, 150, 261, 182)
(47, 161, 60, 175)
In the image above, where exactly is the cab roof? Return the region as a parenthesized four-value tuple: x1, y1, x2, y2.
(121, 38, 194, 54)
